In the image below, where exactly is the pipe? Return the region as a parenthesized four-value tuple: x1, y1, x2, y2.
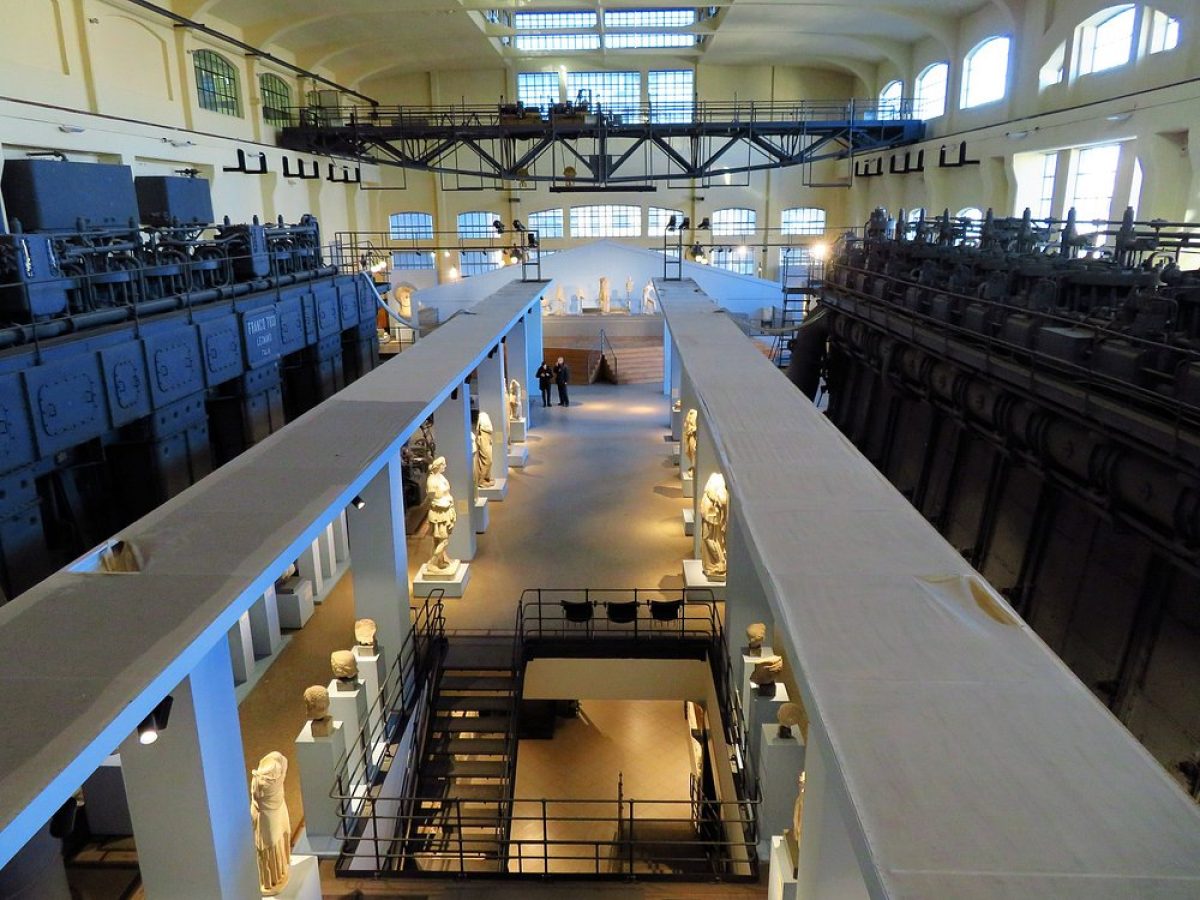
(120, 0, 377, 107)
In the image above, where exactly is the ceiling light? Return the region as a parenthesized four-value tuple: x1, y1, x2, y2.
(137, 696, 174, 745)
(58, 125, 85, 134)
(351, 495, 366, 510)
(680, 217, 691, 230)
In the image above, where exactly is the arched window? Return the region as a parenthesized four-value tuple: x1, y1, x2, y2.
(1077, 5, 1136, 75)
(1147, 11, 1180, 54)
(878, 80, 903, 119)
(914, 63, 948, 120)
(193, 49, 241, 117)
(710, 208, 756, 235)
(961, 36, 1011, 108)
(648, 207, 685, 236)
(526, 209, 564, 238)
(389, 212, 434, 240)
(457, 211, 501, 238)
(780, 207, 826, 235)
(259, 73, 292, 127)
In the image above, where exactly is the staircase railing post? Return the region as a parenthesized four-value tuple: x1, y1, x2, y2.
(542, 798, 549, 874)
(456, 799, 464, 874)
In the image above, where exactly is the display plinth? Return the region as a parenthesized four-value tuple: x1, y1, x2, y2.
(326, 681, 367, 782)
(682, 471, 694, 498)
(474, 497, 490, 533)
(671, 408, 682, 441)
(682, 558, 726, 600)
(670, 442, 680, 465)
(682, 507, 695, 536)
(767, 835, 799, 900)
(276, 578, 314, 629)
(478, 478, 508, 501)
(508, 443, 529, 467)
(759, 724, 807, 862)
(743, 647, 774, 711)
(228, 613, 255, 684)
(510, 418, 527, 442)
(351, 645, 386, 744)
(266, 854, 322, 900)
(749, 683, 791, 763)
(248, 590, 282, 657)
(414, 561, 470, 598)
(294, 721, 346, 852)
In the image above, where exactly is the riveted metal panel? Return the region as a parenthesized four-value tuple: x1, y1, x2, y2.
(0, 373, 36, 474)
(314, 284, 340, 338)
(21, 356, 108, 456)
(276, 293, 306, 355)
(98, 342, 151, 428)
(199, 315, 243, 386)
(338, 281, 359, 329)
(357, 278, 376, 323)
(143, 326, 204, 408)
(241, 305, 281, 369)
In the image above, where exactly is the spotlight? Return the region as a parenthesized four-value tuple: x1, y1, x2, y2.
(527, 232, 539, 249)
(512, 219, 526, 232)
(679, 217, 691, 230)
(492, 220, 506, 234)
(665, 214, 678, 232)
(351, 495, 366, 510)
(138, 696, 174, 746)
(698, 217, 711, 230)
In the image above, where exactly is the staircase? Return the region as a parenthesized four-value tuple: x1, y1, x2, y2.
(408, 638, 519, 873)
(608, 340, 664, 384)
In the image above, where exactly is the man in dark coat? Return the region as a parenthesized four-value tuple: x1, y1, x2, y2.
(536, 360, 554, 407)
(553, 356, 570, 406)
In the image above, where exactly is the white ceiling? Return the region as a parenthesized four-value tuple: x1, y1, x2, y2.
(194, 0, 993, 88)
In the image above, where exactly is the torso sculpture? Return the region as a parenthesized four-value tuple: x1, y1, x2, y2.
(625, 276, 634, 309)
(474, 412, 495, 488)
(507, 379, 522, 422)
(683, 409, 698, 478)
(700, 472, 729, 579)
(554, 285, 567, 315)
(250, 751, 290, 896)
(599, 276, 611, 314)
(642, 281, 656, 314)
(425, 456, 459, 573)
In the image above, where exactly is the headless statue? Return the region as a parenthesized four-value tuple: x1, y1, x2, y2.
(700, 472, 729, 580)
(474, 412, 495, 488)
(250, 751, 291, 896)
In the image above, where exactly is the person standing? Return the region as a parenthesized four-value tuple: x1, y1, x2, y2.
(554, 356, 571, 406)
(536, 360, 554, 407)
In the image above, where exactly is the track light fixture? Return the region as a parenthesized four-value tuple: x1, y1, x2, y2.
(137, 696, 174, 746)
(665, 214, 678, 232)
(512, 219, 526, 232)
(679, 217, 691, 231)
(492, 219, 506, 234)
(698, 217, 711, 230)
(527, 232, 539, 249)
(351, 495, 366, 510)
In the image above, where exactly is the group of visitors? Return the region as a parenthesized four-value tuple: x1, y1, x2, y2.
(536, 357, 571, 407)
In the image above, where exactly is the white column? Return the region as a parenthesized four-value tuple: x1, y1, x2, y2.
(226, 613, 254, 685)
(796, 720, 871, 900)
(296, 539, 324, 596)
(435, 386, 477, 562)
(346, 455, 410, 672)
(248, 586, 283, 658)
(476, 347, 509, 485)
(334, 510, 351, 564)
(318, 522, 337, 580)
(759, 724, 806, 861)
(663, 319, 675, 398)
(120, 640, 259, 899)
(526, 303, 545, 428)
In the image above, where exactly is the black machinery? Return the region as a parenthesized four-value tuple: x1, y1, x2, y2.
(0, 160, 381, 600)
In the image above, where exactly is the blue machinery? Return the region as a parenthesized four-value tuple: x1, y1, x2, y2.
(0, 160, 380, 600)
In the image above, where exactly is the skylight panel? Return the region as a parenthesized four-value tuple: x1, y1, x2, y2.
(604, 9, 697, 28)
(515, 33, 601, 52)
(606, 33, 698, 49)
(514, 11, 597, 30)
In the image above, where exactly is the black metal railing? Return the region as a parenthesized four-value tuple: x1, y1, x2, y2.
(516, 587, 720, 643)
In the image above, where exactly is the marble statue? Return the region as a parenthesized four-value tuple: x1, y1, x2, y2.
(625, 276, 634, 310)
(778, 702, 803, 738)
(683, 409, 698, 478)
(474, 412, 495, 488)
(541, 291, 552, 315)
(785, 771, 805, 873)
(304, 685, 333, 737)
(354, 618, 376, 648)
(554, 284, 567, 315)
(700, 472, 729, 580)
(250, 751, 290, 896)
(331, 650, 358, 688)
(599, 276, 611, 314)
(507, 379, 522, 422)
(750, 655, 783, 696)
(425, 456, 459, 574)
(746, 623, 766, 655)
(642, 280, 656, 315)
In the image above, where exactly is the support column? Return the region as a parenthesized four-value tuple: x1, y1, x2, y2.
(226, 613, 254, 685)
(334, 510, 351, 564)
(295, 539, 324, 597)
(248, 585, 283, 658)
(795, 720, 871, 900)
(663, 319, 675, 399)
(476, 346, 510, 489)
(506, 315, 532, 426)
(346, 455, 411, 671)
(317, 521, 337, 581)
(435, 386, 476, 562)
(120, 640, 259, 899)
(692, 406, 719, 562)
(527, 302, 545, 428)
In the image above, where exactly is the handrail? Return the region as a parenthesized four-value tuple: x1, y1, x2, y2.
(598, 328, 618, 382)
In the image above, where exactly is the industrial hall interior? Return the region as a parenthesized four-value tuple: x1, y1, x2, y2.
(3, 0, 1200, 897)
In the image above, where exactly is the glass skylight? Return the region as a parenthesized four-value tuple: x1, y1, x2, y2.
(514, 11, 597, 30)
(606, 33, 698, 49)
(515, 33, 601, 52)
(604, 9, 697, 28)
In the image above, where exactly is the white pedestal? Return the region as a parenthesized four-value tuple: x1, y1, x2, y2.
(294, 721, 347, 853)
(227, 612, 255, 684)
(670, 442, 680, 465)
(508, 443, 529, 467)
(268, 855, 322, 900)
(478, 478, 508, 501)
(327, 679, 369, 778)
(414, 561, 471, 598)
(768, 834, 799, 900)
(682, 471, 694, 498)
(682, 558, 726, 600)
(682, 507, 695, 536)
(248, 589, 283, 658)
(276, 577, 314, 629)
(749, 683, 791, 764)
(509, 418, 527, 442)
(759, 725, 807, 861)
(352, 645, 387, 748)
(474, 497, 490, 533)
